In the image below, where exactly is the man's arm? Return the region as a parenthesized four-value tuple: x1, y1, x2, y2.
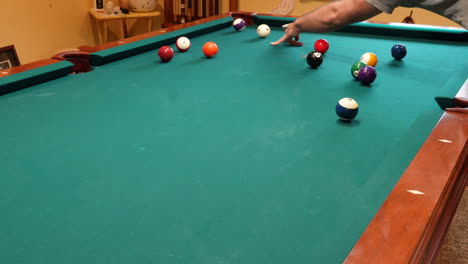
(271, 0, 382, 45)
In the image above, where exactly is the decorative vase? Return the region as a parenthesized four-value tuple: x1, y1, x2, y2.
(104, 1, 115, 15)
(128, 0, 157, 12)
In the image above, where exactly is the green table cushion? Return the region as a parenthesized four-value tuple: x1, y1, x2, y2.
(91, 17, 233, 66)
(0, 61, 73, 95)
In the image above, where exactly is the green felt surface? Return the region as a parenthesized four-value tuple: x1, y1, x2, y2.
(0, 19, 467, 264)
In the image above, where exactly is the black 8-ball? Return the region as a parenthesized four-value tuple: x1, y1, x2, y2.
(307, 51, 323, 68)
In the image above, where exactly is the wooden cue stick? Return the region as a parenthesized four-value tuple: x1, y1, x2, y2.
(181, 0, 186, 23)
(173, 0, 176, 22)
(214, 0, 219, 15)
(202, 0, 206, 18)
(194, 0, 198, 19)
(208, 0, 213, 17)
(187, 0, 192, 21)
(176, 0, 179, 22)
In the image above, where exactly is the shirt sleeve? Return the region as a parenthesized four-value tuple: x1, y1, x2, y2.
(366, 0, 399, 14)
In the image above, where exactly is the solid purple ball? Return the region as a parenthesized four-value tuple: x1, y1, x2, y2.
(358, 66, 377, 85)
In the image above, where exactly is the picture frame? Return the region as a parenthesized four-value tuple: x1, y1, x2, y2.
(95, 0, 104, 9)
(0, 45, 20, 70)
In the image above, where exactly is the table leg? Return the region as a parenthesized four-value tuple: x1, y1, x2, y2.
(120, 19, 125, 39)
(147, 17, 153, 32)
(103, 20, 108, 44)
(96, 20, 104, 45)
(123, 18, 129, 38)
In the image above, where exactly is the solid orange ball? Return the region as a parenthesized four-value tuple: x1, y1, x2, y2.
(202, 42, 218, 58)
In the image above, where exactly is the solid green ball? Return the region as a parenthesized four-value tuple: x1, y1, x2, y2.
(351, 61, 366, 79)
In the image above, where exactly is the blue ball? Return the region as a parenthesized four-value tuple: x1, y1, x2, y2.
(391, 43, 407, 60)
(336, 98, 359, 121)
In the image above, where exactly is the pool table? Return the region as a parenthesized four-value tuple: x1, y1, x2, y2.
(1, 12, 467, 264)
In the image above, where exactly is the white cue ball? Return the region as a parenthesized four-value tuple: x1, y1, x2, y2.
(176, 36, 191, 52)
(257, 24, 271, 38)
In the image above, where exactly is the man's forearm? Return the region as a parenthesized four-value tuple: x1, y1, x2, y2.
(293, 0, 382, 33)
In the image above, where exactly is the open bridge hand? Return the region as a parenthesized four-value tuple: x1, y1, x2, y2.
(270, 23, 303, 46)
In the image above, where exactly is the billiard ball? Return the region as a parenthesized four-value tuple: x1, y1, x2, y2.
(314, 39, 329, 54)
(233, 18, 246, 31)
(176, 36, 191, 52)
(350, 61, 366, 79)
(257, 24, 270, 38)
(306, 51, 323, 69)
(202, 42, 218, 58)
(391, 43, 407, 60)
(360, 52, 378, 67)
(358, 66, 377, 85)
(158, 46, 174, 62)
(336, 98, 359, 121)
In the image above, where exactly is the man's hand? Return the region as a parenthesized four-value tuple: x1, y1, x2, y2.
(271, 0, 382, 46)
(270, 23, 304, 46)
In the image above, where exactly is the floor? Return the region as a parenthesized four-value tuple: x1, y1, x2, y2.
(435, 186, 468, 264)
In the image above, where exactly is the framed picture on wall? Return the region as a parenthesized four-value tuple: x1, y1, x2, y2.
(0, 45, 20, 70)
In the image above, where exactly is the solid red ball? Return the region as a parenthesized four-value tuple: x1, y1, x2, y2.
(158, 46, 174, 62)
(202, 42, 218, 58)
(314, 39, 329, 54)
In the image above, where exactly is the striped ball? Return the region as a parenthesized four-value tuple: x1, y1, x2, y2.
(232, 18, 246, 32)
(336, 98, 359, 121)
(360, 52, 378, 67)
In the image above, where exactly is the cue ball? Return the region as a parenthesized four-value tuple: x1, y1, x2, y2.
(336, 98, 359, 121)
(257, 24, 270, 38)
(306, 51, 323, 69)
(176, 36, 191, 52)
(233, 18, 246, 31)
(158, 46, 174, 62)
(202, 42, 218, 58)
(391, 43, 407, 60)
(314, 39, 329, 54)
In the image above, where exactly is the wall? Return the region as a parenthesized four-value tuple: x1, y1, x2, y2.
(239, 0, 462, 28)
(1, 0, 94, 64)
(0, 0, 164, 64)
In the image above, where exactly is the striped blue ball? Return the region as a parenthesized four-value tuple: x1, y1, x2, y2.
(336, 98, 359, 121)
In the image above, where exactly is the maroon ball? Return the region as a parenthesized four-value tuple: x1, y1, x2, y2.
(358, 66, 377, 85)
(158, 46, 174, 62)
